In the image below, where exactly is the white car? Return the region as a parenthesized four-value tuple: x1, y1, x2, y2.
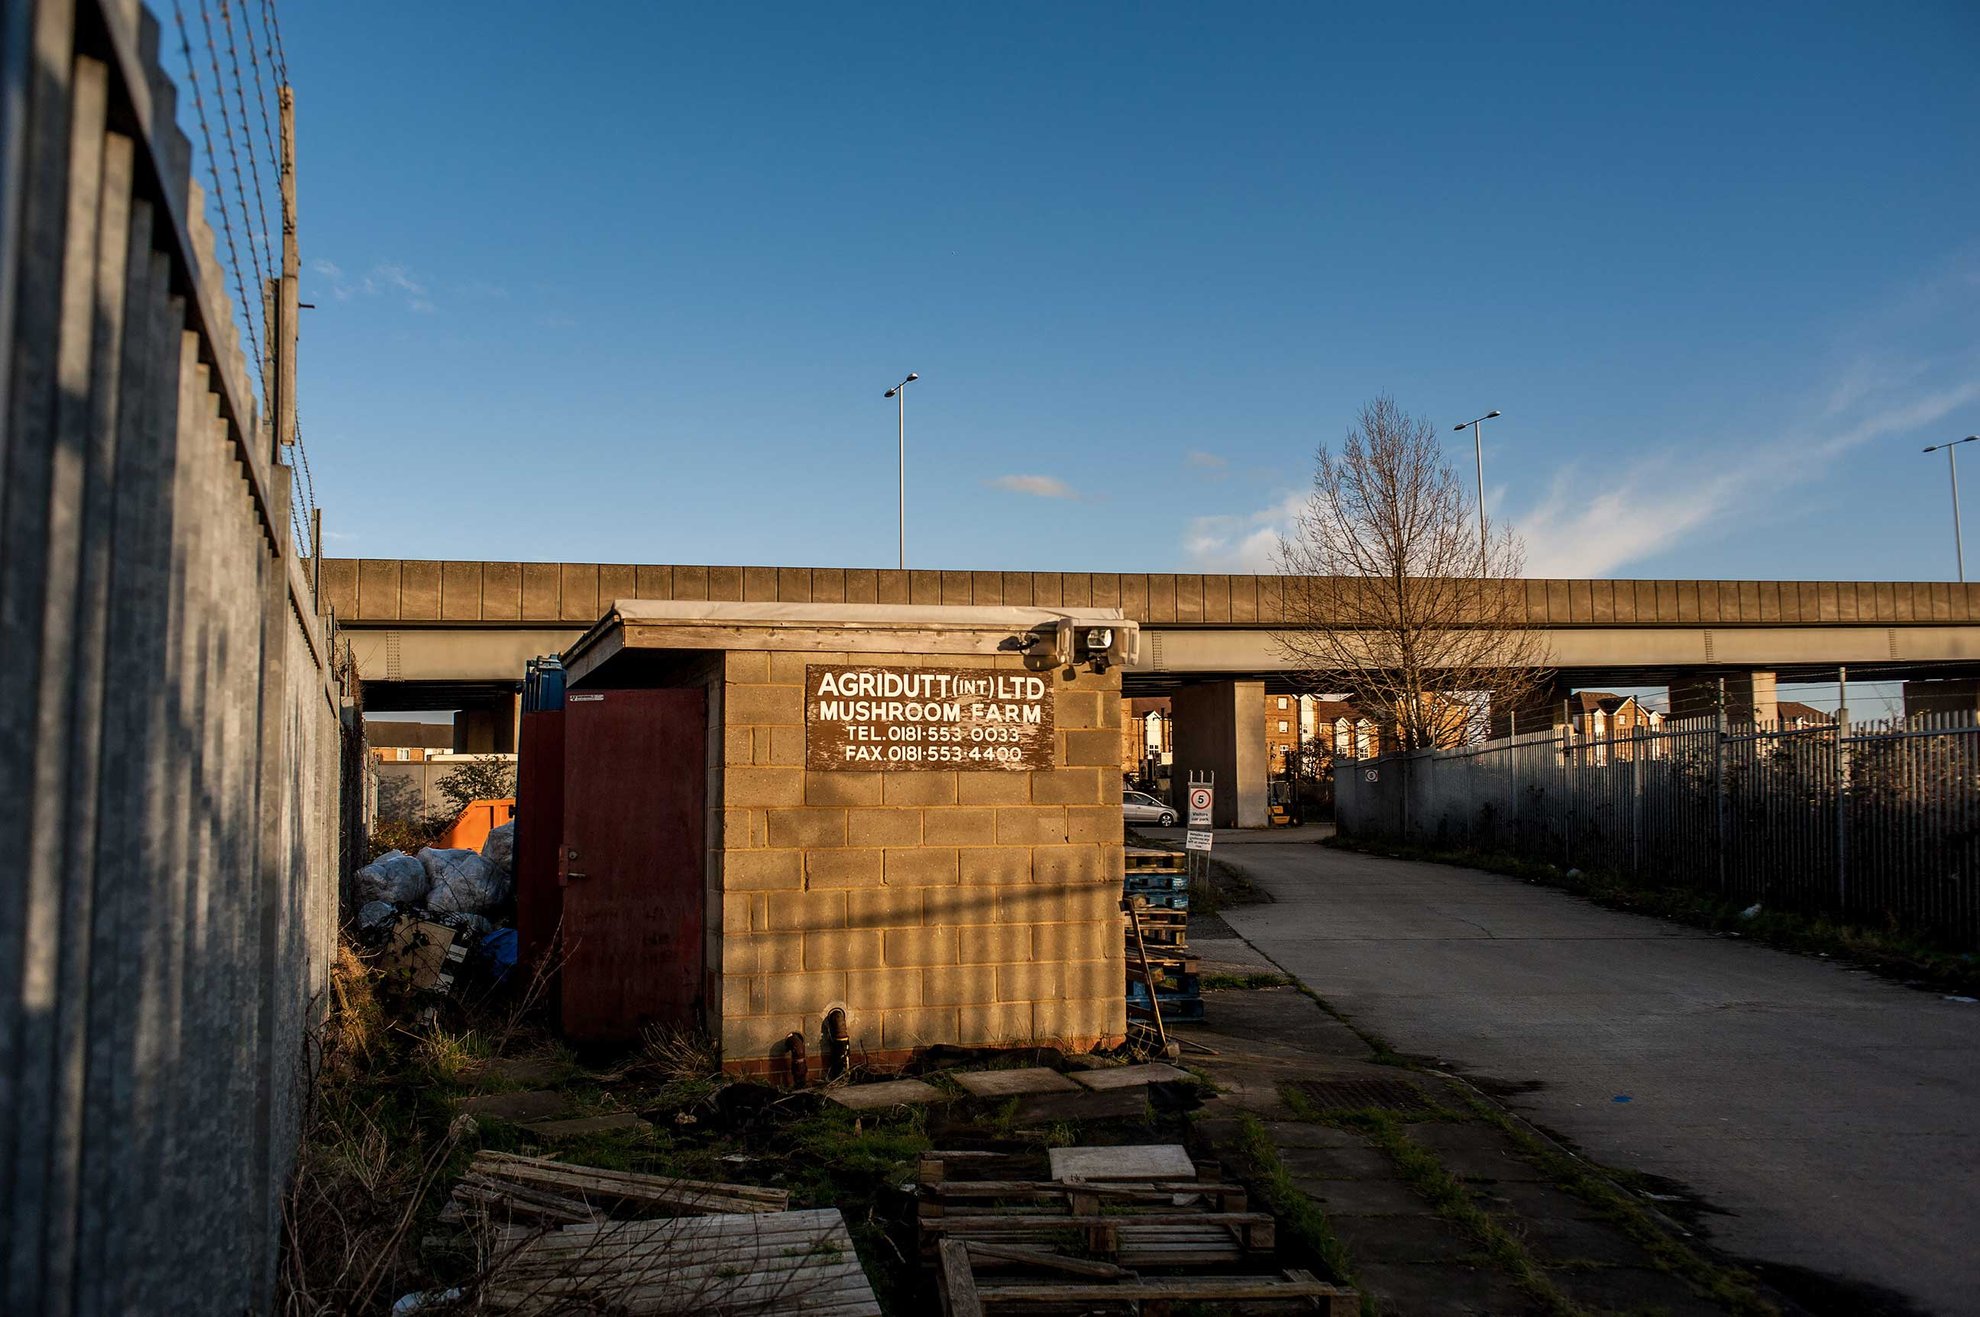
(1122, 789, 1177, 827)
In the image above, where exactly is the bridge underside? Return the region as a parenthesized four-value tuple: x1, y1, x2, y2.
(343, 618, 1980, 776)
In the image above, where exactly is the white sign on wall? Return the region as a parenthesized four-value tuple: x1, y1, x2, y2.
(1185, 829, 1214, 852)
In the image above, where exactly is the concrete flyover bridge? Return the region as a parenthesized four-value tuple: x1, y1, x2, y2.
(323, 559, 1980, 823)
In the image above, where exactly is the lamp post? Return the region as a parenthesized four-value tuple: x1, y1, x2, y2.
(884, 372, 919, 569)
(1453, 410, 1501, 562)
(1922, 435, 1980, 583)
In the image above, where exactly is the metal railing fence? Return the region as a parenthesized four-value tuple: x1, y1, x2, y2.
(1335, 711, 1980, 947)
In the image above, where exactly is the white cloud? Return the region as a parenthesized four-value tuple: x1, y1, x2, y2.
(307, 258, 435, 312)
(1181, 352, 1980, 579)
(363, 262, 434, 313)
(1185, 450, 1228, 475)
(1518, 373, 1980, 577)
(1182, 490, 1308, 571)
(990, 474, 1078, 499)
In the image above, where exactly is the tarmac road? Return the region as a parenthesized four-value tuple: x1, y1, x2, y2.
(1177, 831, 1979, 1316)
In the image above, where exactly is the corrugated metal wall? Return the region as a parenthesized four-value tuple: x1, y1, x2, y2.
(0, 1, 346, 1311)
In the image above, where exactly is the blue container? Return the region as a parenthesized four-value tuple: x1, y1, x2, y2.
(524, 656, 566, 713)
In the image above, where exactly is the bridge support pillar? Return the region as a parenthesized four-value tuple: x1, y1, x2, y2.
(1669, 671, 1776, 724)
(1170, 680, 1269, 828)
(454, 691, 521, 754)
(1902, 678, 1980, 719)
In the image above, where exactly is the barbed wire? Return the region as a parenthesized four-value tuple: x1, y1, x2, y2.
(260, 0, 289, 84)
(219, 0, 277, 274)
(170, 0, 265, 380)
(195, 0, 272, 356)
(237, 0, 281, 182)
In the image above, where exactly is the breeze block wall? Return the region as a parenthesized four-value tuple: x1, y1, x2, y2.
(714, 648, 1126, 1074)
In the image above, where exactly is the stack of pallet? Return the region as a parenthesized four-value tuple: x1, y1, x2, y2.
(918, 1145, 1357, 1315)
(1123, 849, 1202, 1023)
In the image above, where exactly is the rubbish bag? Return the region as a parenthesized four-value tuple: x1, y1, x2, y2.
(480, 821, 515, 875)
(419, 847, 510, 916)
(355, 850, 428, 906)
(356, 900, 401, 939)
(483, 927, 518, 985)
(434, 910, 494, 939)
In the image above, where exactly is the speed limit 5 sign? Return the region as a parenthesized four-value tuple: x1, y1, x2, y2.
(1187, 785, 1213, 827)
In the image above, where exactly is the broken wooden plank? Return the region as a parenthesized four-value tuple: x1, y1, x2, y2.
(961, 1241, 1133, 1280)
(937, 1239, 984, 1317)
(468, 1149, 787, 1215)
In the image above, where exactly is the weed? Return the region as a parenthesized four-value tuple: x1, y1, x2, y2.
(1225, 1113, 1376, 1317)
(1453, 1091, 1779, 1317)
(1279, 1092, 1587, 1316)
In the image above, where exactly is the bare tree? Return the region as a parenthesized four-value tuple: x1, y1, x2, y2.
(1275, 395, 1549, 751)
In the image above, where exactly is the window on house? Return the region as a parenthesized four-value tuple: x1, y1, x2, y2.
(396, 748, 411, 761)
(1277, 719, 1288, 733)
(1277, 697, 1289, 709)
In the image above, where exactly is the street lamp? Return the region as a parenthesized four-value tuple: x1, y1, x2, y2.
(883, 372, 919, 570)
(1453, 410, 1501, 562)
(1922, 434, 1980, 583)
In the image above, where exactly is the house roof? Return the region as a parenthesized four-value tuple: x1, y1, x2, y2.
(1568, 691, 1630, 715)
(1776, 700, 1833, 723)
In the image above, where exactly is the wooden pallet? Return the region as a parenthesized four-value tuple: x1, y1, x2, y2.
(454, 1150, 788, 1221)
(483, 1207, 880, 1315)
(1125, 873, 1189, 896)
(940, 1240, 1357, 1315)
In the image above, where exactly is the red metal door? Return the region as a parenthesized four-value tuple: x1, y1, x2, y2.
(513, 707, 565, 974)
(559, 688, 707, 1041)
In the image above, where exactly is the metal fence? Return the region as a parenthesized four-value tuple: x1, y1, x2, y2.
(0, 1, 350, 1312)
(1335, 711, 1980, 948)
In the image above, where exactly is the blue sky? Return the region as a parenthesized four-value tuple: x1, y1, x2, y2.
(222, 2, 1980, 580)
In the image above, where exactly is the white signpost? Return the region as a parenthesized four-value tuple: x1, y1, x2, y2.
(1184, 773, 1214, 871)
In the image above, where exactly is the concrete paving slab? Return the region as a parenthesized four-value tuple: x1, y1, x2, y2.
(1068, 1062, 1190, 1090)
(1272, 1140, 1394, 1182)
(1298, 1176, 1437, 1216)
(455, 1089, 574, 1123)
(1010, 1086, 1149, 1125)
(1399, 1121, 1552, 1184)
(1351, 1259, 1545, 1316)
(951, 1066, 1078, 1097)
(1048, 1144, 1194, 1181)
(1217, 840, 1980, 1315)
(826, 1078, 944, 1110)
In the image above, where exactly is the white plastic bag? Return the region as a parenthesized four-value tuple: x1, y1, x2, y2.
(419, 846, 510, 915)
(480, 821, 515, 875)
(355, 850, 428, 906)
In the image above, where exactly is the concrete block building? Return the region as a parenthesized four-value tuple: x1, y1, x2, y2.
(551, 601, 1132, 1075)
